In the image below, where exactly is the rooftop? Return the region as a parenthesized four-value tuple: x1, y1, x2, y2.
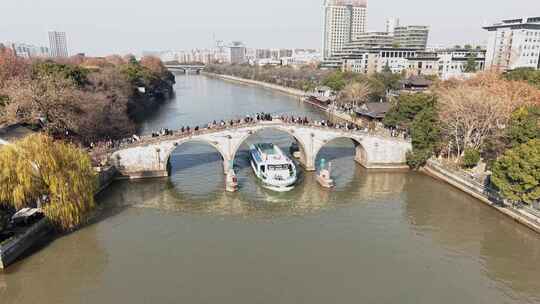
(325, 0, 367, 7)
(355, 102, 392, 119)
(483, 17, 540, 30)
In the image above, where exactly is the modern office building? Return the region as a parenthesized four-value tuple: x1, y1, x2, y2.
(48, 31, 68, 57)
(483, 17, 540, 70)
(256, 49, 272, 59)
(394, 25, 429, 49)
(322, 0, 367, 59)
(347, 31, 394, 49)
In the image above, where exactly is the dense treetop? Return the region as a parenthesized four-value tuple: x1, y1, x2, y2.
(0, 49, 174, 144)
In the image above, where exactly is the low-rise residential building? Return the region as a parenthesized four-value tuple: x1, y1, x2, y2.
(405, 51, 440, 76)
(438, 48, 486, 80)
(483, 16, 540, 71)
(340, 48, 421, 74)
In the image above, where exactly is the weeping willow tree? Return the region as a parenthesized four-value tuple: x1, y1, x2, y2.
(0, 134, 97, 230)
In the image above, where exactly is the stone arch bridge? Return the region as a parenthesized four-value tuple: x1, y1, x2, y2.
(108, 120, 412, 179)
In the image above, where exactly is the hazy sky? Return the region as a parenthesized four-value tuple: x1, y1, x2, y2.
(1, 0, 538, 56)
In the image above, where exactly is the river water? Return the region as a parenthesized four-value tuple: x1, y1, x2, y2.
(2, 74, 540, 304)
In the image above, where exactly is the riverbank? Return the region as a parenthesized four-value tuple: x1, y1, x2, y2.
(204, 72, 359, 123)
(423, 159, 540, 234)
(203, 72, 306, 98)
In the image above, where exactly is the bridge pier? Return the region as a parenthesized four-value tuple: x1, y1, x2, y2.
(298, 156, 316, 172)
(223, 159, 233, 174)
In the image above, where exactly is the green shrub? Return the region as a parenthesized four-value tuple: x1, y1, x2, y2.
(491, 139, 540, 204)
(406, 149, 432, 169)
(462, 148, 480, 168)
(32, 61, 89, 87)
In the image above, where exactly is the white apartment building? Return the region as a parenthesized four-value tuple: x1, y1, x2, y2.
(483, 17, 540, 70)
(341, 47, 486, 78)
(8, 42, 49, 58)
(227, 41, 247, 64)
(323, 0, 367, 59)
(48, 31, 68, 58)
(386, 17, 400, 34)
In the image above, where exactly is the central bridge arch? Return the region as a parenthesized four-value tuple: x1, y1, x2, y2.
(229, 125, 311, 170)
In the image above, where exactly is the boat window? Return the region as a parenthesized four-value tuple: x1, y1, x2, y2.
(260, 165, 266, 173)
(268, 164, 289, 170)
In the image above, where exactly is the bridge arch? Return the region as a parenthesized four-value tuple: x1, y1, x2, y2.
(313, 135, 368, 169)
(230, 125, 310, 169)
(164, 138, 229, 175)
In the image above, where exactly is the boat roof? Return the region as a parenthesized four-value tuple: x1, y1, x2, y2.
(256, 143, 278, 155)
(252, 143, 293, 165)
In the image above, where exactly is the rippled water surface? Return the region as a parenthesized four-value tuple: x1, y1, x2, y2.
(2, 75, 540, 304)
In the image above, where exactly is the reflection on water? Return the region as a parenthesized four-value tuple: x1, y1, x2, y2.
(100, 135, 405, 218)
(404, 174, 540, 301)
(2, 75, 540, 304)
(0, 221, 108, 303)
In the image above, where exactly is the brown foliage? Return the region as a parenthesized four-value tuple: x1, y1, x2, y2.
(0, 53, 171, 143)
(435, 71, 540, 157)
(82, 57, 109, 68)
(1, 71, 135, 142)
(338, 82, 371, 105)
(0, 48, 29, 87)
(104, 55, 125, 66)
(140, 56, 166, 76)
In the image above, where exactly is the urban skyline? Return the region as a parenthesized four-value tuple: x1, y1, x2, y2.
(2, 0, 539, 56)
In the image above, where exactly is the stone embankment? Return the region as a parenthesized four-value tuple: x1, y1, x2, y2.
(0, 218, 51, 269)
(203, 73, 306, 98)
(423, 159, 540, 234)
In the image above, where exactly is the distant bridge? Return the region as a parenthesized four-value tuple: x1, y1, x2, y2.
(106, 120, 411, 179)
(164, 64, 205, 74)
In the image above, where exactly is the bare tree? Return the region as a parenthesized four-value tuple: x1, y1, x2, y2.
(338, 82, 371, 107)
(436, 72, 540, 157)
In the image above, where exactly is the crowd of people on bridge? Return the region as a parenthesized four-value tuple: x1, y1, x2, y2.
(88, 112, 408, 158)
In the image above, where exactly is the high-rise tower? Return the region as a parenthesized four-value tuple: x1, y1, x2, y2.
(48, 31, 68, 57)
(323, 0, 367, 59)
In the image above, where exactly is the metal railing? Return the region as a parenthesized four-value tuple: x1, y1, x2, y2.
(427, 159, 540, 218)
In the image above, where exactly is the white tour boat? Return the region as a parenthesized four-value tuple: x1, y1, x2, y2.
(250, 143, 297, 192)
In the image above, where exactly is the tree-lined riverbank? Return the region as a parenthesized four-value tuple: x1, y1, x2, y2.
(0, 48, 175, 144)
